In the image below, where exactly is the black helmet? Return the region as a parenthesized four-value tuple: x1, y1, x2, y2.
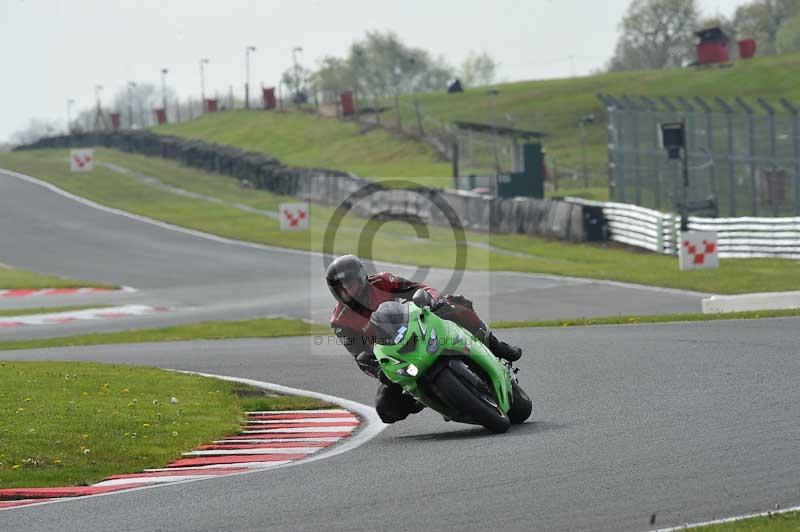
(326, 255, 369, 308)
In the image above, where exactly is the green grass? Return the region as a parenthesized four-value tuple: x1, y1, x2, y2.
(1, 309, 798, 353)
(0, 317, 329, 351)
(1, 148, 798, 294)
(156, 53, 800, 189)
(157, 110, 450, 186)
(381, 52, 800, 184)
(0, 361, 333, 489)
(686, 511, 800, 531)
(0, 265, 113, 290)
(0, 306, 107, 318)
(493, 308, 800, 329)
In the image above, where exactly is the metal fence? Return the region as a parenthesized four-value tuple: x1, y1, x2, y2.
(599, 94, 800, 218)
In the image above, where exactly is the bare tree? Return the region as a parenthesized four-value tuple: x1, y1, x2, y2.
(10, 118, 61, 145)
(460, 51, 499, 87)
(609, 0, 700, 71)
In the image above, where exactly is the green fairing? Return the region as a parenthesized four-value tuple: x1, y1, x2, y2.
(373, 303, 512, 413)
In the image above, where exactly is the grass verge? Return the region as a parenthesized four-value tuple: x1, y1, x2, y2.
(1, 311, 799, 353)
(0, 265, 114, 290)
(1, 148, 798, 294)
(492, 308, 800, 329)
(682, 511, 800, 531)
(0, 317, 328, 352)
(0, 306, 108, 318)
(0, 361, 333, 489)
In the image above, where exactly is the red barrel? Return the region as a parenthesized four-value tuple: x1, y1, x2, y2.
(340, 90, 355, 116)
(154, 108, 167, 125)
(262, 87, 277, 110)
(205, 99, 218, 112)
(738, 39, 756, 59)
(110, 113, 121, 130)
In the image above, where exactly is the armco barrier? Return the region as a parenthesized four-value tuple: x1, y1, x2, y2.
(16, 133, 591, 242)
(567, 197, 800, 259)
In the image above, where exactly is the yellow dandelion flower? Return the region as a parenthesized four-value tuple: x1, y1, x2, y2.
(123, 388, 129, 393)
(12, 464, 21, 470)
(53, 459, 62, 465)
(24, 397, 32, 402)
(142, 423, 150, 428)
(82, 434, 89, 440)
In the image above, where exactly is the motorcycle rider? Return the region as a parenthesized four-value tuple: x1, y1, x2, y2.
(326, 254, 522, 424)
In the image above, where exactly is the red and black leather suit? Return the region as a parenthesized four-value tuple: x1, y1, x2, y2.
(330, 272, 488, 371)
(330, 272, 492, 423)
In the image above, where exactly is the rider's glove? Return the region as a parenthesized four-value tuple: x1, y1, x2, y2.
(355, 351, 381, 380)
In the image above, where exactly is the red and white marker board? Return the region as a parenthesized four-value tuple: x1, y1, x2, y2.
(279, 203, 309, 231)
(679, 231, 719, 271)
(69, 149, 94, 172)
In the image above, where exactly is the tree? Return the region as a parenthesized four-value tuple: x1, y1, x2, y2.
(733, 0, 800, 55)
(311, 56, 354, 103)
(608, 0, 700, 71)
(777, 12, 800, 52)
(110, 82, 173, 128)
(306, 31, 454, 104)
(10, 118, 61, 145)
(460, 51, 499, 87)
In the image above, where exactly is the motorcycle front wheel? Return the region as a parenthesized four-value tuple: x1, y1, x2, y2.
(435, 360, 510, 434)
(507, 380, 532, 424)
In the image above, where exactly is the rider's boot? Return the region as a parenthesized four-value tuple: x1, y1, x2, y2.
(485, 332, 522, 362)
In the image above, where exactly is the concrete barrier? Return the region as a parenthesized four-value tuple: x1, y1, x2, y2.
(702, 291, 800, 313)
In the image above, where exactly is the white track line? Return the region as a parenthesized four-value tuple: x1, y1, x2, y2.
(246, 409, 350, 415)
(93, 475, 217, 487)
(242, 426, 356, 433)
(243, 417, 358, 424)
(145, 461, 293, 472)
(652, 504, 800, 531)
(0, 371, 385, 512)
(213, 437, 340, 444)
(182, 448, 322, 456)
(1, 167, 711, 298)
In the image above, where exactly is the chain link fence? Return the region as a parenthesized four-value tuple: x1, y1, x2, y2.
(599, 94, 800, 217)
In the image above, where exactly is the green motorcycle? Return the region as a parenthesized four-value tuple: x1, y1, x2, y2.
(370, 299, 532, 433)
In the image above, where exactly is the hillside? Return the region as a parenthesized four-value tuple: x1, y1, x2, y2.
(156, 52, 800, 192)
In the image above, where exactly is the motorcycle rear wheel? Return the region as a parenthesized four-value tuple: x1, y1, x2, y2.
(435, 361, 511, 434)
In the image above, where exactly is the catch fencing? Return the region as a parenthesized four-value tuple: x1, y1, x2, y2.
(599, 94, 800, 218)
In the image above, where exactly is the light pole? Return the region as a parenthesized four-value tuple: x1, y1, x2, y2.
(245, 45, 256, 109)
(579, 114, 595, 188)
(291, 46, 303, 106)
(66, 98, 75, 133)
(487, 89, 501, 175)
(161, 68, 169, 112)
(200, 58, 209, 103)
(94, 85, 104, 131)
(127, 82, 136, 129)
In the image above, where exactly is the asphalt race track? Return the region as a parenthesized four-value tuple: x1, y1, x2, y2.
(1, 168, 798, 531)
(0, 169, 705, 340)
(1, 320, 799, 532)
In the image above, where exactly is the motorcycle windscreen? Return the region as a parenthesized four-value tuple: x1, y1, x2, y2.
(369, 301, 410, 346)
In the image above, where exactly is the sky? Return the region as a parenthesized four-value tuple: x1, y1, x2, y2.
(0, 0, 747, 143)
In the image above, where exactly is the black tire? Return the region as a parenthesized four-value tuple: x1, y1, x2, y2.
(435, 363, 511, 434)
(507, 380, 533, 424)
